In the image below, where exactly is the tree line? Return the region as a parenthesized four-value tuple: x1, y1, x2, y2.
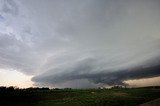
(0, 86, 50, 91)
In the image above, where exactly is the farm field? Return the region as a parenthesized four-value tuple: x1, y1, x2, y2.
(0, 87, 160, 106)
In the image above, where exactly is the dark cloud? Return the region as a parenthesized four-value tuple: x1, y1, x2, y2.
(32, 57, 160, 88)
(91, 65, 160, 85)
(0, 15, 4, 21)
(2, 0, 19, 15)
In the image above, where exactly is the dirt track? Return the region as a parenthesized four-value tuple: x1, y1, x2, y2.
(140, 98, 160, 106)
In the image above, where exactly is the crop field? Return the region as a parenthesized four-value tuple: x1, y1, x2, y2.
(0, 87, 160, 106)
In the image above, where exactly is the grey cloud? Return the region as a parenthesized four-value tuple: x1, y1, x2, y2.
(32, 64, 160, 87)
(0, 33, 39, 74)
(0, 0, 43, 75)
(1, 0, 19, 15)
(91, 65, 160, 85)
(32, 57, 160, 87)
(0, 15, 4, 21)
(0, 0, 160, 88)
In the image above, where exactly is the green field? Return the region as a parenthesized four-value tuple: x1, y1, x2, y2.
(0, 87, 160, 106)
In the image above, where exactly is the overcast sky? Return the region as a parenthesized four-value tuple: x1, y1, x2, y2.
(0, 0, 160, 88)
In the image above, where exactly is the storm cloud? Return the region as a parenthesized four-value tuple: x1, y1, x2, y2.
(0, 0, 160, 88)
(32, 58, 160, 88)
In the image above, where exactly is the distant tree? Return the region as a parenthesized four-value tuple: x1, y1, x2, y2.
(64, 88, 72, 90)
(112, 85, 123, 89)
(54, 88, 60, 90)
(0, 86, 7, 91)
(7, 86, 15, 91)
(41, 87, 49, 90)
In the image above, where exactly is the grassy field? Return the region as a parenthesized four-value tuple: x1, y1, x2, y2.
(0, 87, 160, 106)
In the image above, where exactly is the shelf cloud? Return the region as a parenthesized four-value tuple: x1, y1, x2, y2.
(0, 0, 160, 88)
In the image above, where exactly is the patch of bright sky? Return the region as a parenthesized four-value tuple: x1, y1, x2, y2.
(0, 69, 33, 88)
(124, 76, 160, 87)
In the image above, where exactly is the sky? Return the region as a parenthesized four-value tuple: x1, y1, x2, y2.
(0, 0, 160, 88)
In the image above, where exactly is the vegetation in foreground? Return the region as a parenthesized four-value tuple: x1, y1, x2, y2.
(0, 86, 160, 106)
